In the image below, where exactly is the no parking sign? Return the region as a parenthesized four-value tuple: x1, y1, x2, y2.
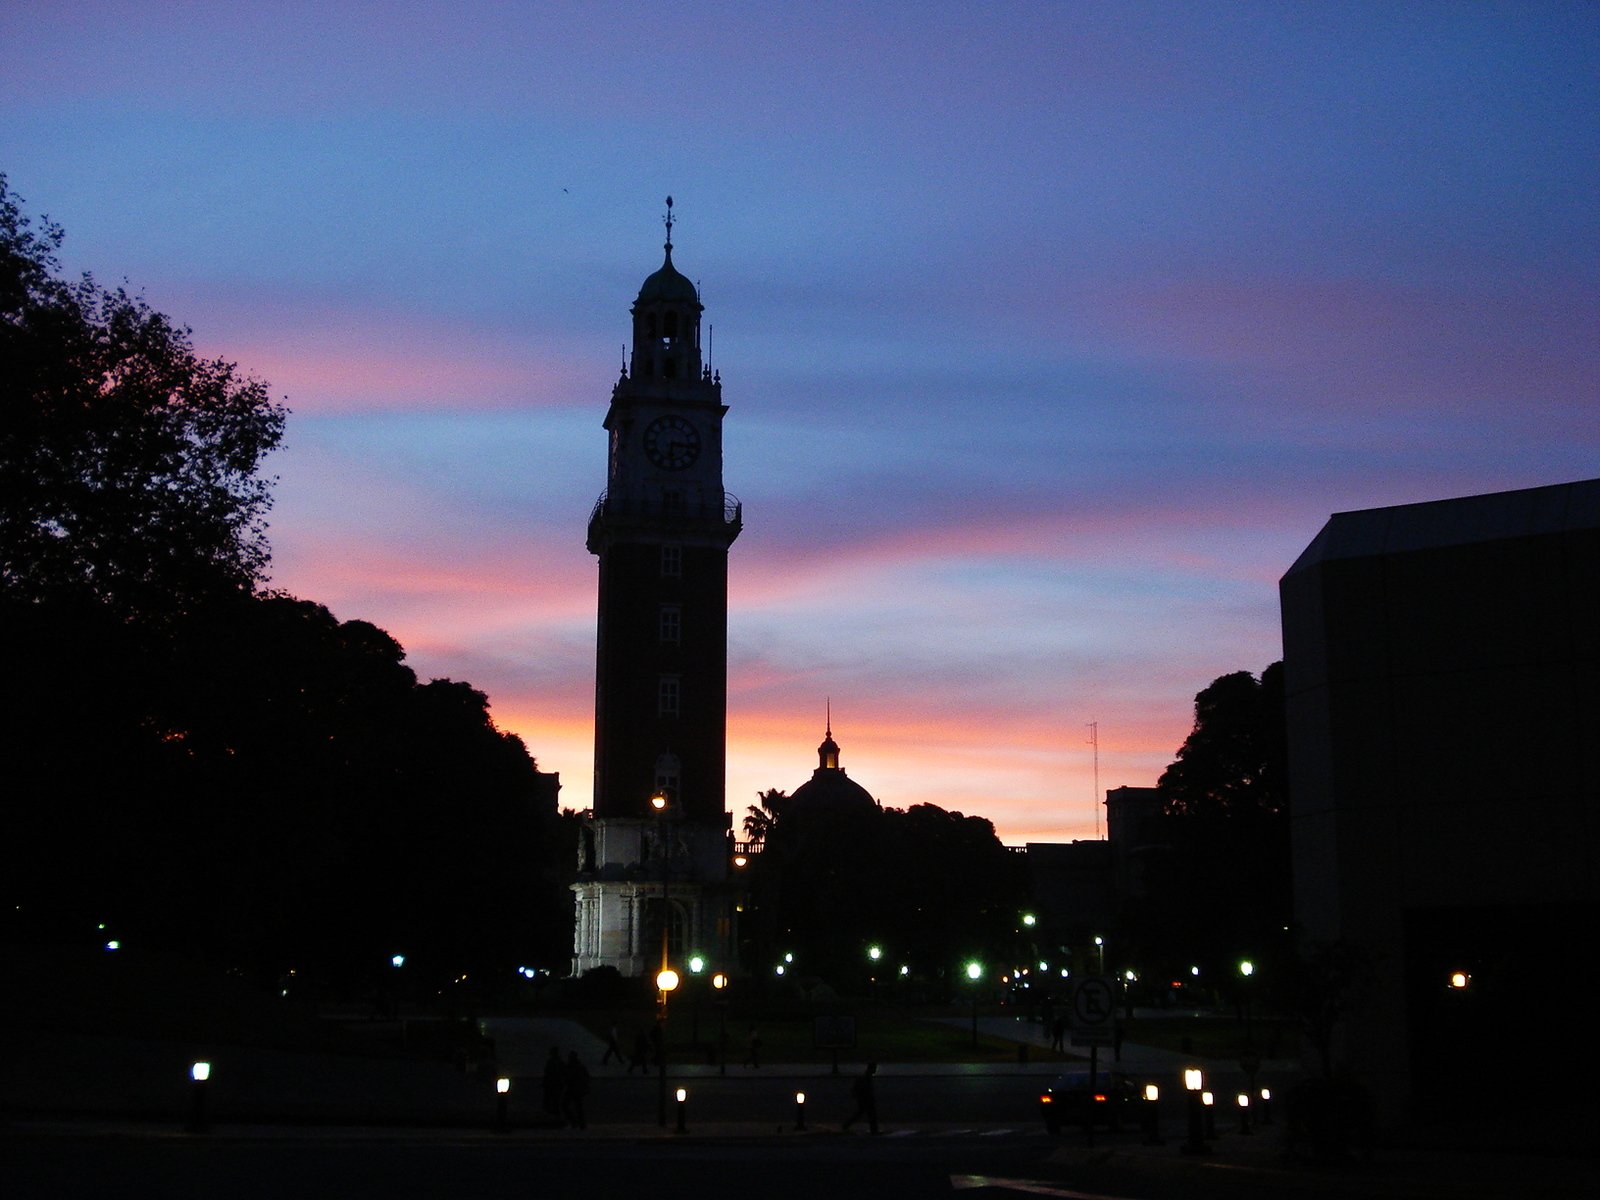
(1069, 975, 1117, 1047)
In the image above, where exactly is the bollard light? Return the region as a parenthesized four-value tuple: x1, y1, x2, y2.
(1141, 1082, 1162, 1145)
(495, 1076, 511, 1133)
(675, 1086, 688, 1133)
(187, 1061, 211, 1133)
(1237, 1090, 1253, 1135)
(1180, 1067, 1208, 1154)
(795, 1090, 807, 1130)
(1202, 1091, 1214, 1106)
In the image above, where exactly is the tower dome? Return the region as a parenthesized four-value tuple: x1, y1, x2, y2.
(789, 715, 879, 816)
(636, 244, 700, 306)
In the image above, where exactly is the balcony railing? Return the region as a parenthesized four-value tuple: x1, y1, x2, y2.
(587, 490, 743, 548)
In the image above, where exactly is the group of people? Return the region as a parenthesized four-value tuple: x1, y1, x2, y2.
(542, 1047, 591, 1128)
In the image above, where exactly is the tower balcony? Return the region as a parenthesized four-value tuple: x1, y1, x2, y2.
(587, 489, 742, 552)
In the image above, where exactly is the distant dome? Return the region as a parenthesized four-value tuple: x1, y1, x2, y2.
(789, 721, 879, 816)
(635, 246, 700, 307)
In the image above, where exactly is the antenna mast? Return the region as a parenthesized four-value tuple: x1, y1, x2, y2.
(1088, 721, 1100, 838)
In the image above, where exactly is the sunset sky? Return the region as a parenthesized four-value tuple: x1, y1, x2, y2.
(4, 2, 1595, 844)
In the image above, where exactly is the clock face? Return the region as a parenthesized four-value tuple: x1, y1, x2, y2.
(643, 415, 701, 470)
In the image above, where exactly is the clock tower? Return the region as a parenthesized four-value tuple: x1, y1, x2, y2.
(572, 200, 743, 977)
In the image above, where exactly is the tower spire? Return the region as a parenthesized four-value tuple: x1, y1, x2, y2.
(663, 195, 674, 253)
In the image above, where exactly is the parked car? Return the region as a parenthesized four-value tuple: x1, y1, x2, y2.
(1038, 1069, 1141, 1134)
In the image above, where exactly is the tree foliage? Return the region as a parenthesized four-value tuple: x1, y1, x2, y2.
(1, 175, 286, 614)
(1158, 662, 1287, 820)
(1119, 663, 1293, 987)
(0, 181, 571, 991)
(742, 797, 1025, 994)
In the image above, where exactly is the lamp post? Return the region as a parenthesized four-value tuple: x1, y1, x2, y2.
(712, 972, 729, 1074)
(651, 790, 673, 1128)
(187, 1061, 211, 1134)
(656, 967, 679, 1126)
(1239, 958, 1256, 1048)
(965, 960, 984, 1047)
(496, 1076, 511, 1133)
(794, 1090, 807, 1131)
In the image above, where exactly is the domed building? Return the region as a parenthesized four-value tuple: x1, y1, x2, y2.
(788, 717, 881, 816)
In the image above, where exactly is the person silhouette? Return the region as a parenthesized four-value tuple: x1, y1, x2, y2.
(561, 1051, 590, 1129)
(541, 1046, 563, 1118)
(843, 1061, 879, 1134)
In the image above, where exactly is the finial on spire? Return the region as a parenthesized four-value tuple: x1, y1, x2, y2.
(663, 195, 674, 252)
(826, 697, 832, 738)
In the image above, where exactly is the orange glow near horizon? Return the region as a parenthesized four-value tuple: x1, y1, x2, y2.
(489, 691, 1185, 846)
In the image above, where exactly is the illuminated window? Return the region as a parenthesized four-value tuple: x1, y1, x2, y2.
(661, 544, 682, 578)
(658, 675, 680, 716)
(660, 605, 681, 644)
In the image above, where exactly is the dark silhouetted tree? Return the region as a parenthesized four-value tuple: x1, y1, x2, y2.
(1119, 663, 1292, 992)
(743, 797, 1024, 994)
(0, 182, 570, 992)
(1158, 662, 1287, 819)
(1, 174, 286, 615)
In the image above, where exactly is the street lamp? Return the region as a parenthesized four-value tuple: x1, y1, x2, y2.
(965, 959, 984, 1046)
(187, 1061, 211, 1133)
(712, 972, 729, 1075)
(656, 967, 679, 1126)
(1239, 959, 1256, 1049)
(652, 788, 677, 1129)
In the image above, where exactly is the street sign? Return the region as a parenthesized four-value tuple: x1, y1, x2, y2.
(1069, 975, 1117, 1047)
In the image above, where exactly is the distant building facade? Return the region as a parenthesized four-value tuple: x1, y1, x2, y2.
(1281, 478, 1599, 1123)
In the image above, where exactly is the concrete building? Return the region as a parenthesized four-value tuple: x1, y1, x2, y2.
(1280, 478, 1599, 1123)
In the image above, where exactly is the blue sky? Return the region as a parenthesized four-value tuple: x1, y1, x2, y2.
(4, 1, 1595, 842)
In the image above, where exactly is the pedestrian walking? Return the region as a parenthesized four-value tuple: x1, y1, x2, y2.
(743, 1025, 762, 1068)
(541, 1046, 563, 1118)
(561, 1051, 590, 1129)
(843, 1062, 879, 1134)
(600, 1023, 624, 1064)
(628, 1029, 651, 1074)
